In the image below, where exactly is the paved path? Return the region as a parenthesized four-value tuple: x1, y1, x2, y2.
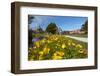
(65, 35, 88, 43)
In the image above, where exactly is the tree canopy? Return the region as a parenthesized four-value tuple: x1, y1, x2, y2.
(81, 20, 88, 34)
(28, 15, 35, 47)
(28, 15, 34, 24)
(46, 23, 58, 34)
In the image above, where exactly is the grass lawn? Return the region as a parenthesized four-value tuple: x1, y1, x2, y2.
(68, 34, 88, 38)
(28, 34, 88, 61)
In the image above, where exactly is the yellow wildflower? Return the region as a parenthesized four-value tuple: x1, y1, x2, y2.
(55, 38, 58, 41)
(39, 55, 43, 60)
(43, 47, 50, 54)
(35, 41, 40, 48)
(76, 44, 82, 48)
(78, 50, 84, 54)
(72, 43, 75, 46)
(59, 52, 64, 56)
(39, 51, 44, 55)
(53, 51, 64, 56)
(41, 39, 45, 43)
(68, 42, 71, 46)
(47, 40, 51, 43)
(62, 44, 66, 49)
(52, 55, 62, 60)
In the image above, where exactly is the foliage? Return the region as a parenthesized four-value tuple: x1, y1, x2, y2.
(28, 29, 33, 47)
(28, 15, 34, 24)
(81, 20, 88, 34)
(28, 35, 87, 61)
(37, 26, 44, 33)
(28, 15, 35, 47)
(46, 23, 58, 34)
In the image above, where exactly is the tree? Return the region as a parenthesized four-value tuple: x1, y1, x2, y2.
(58, 27, 62, 35)
(37, 25, 44, 33)
(81, 20, 88, 34)
(46, 23, 58, 34)
(28, 15, 34, 24)
(28, 15, 35, 47)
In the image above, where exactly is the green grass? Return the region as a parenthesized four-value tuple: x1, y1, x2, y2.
(68, 34, 88, 38)
(66, 37, 87, 49)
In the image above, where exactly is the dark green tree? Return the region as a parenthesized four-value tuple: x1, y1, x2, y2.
(46, 23, 58, 34)
(81, 20, 88, 34)
(28, 15, 35, 47)
(28, 15, 34, 24)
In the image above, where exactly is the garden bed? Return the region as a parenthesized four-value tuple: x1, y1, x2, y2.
(28, 35, 88, 61)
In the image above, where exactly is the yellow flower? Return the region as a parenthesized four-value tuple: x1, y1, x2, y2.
(62, 44, 66, 49)
(39, 51, 44, 55)
(78, 50, 84, 54)
(53, 51, 64, 56)
(39, 55, 43, 60)
(43, 47, 50, 54)
(76, 44, 82, 48)
(47, 40, 51, 43)
(53, 53, 57, 56)
(41, 39, 45, 43)
(35, 41, 40, 48)
(59, 52, 64, 56)
(52, 55, 62, 60)
(72, 43, 75, 46)
(68, 42, 71, 46)
(55, 38, 58, 41)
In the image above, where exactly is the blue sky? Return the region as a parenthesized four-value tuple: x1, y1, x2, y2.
(29, 15, 88, 31)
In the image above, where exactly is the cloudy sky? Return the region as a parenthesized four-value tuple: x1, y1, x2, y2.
(28, 15, 88, 31)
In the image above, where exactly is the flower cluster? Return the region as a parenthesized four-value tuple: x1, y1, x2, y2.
(28, 35, 87, 61)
